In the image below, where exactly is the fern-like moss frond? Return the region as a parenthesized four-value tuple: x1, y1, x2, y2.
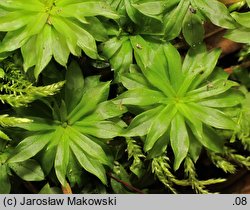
(0, 114, 32, 141)
(0, 114, 31, 127)
(225, 147, 250, 169)
(208, 151, 236, 173)
(126, 138, 145, 177)
(152, 155, 178, 193)
(0, 60, 64, 107)
(184, 156, 210, 194)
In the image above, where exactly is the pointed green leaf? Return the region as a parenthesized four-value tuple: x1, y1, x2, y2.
(182, 43, 207, 74)
(162, 0, 180, 11)
(231, 12, 250, 28)
(0, 0, 44, 11)
(9, 159, 45, 181)
(177, 68, 201, 96)
(163, 43, 183, 90)
(199, 126, 224, 152)
(67, 20, 98, 59)
(188, 103, 236, 130)
(186, 80, 239, 101)
(179, 49, 221, 95)
(0, 28, 30, 53)
(65, 61, 84, 113)
(130, 36, 175, 96)
(192, 0, 236, 29)
(164, 0, 190, 40)
(59, 100, 67, 122)
(70, 142, 107, 184)
(0, 11, 33, 31)
(83, 100, 127, 121)
(143, 43, 170, 83)
(121, 72, 150, 89)
(114, 88, 168, 106)
(189, 49, 222, 90)
(0, 164, 11, 194)
(111, 40, 133, 75)
(0, 13, 48, 53)
(188, 134, 202, 163)
(132, 1, 164, 17)
(55, 0, 84, 7)
(51, 27, 70, 67)
(39, 183, 62, 194)
(58, 3, 89, 23)
(182, 10, 204, 47)
(61, 1, 119, 19)
(198, 90, 244, 108)
(225, 28, 250, 44)
(130, 35, 156, 70)
(84, 75, 102, 89)
(51, 16, 79, 56)
(54, 130, 70, 186)
(145, 104, 177, 151)
(147, 131, 170, 159)
(40, 127, 64, 175)
(40, 146, 56, 176)
(126, 106, 164, 137)
(73, 121, 123, 139)
(102, 37, 128, 59)
(82, 17, 108, 42)
(177, 103, 203, 140)
(15, 117, 58, 131)
(0, 130, 10, 141)
(21, 36, 37, 71)
(8, 132, 53, 163)
(68, 127, 111, 166)
(66, 150, 83, 187)
(68, 81, 110, 124)
(125, 0, 140, 24)
(170, 113, 189, 170)
(34, 24, 53, 78)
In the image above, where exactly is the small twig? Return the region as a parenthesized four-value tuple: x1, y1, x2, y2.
(224, 60, 250, 74)
(107, 172, 144, 194)
(205, 28, 225, 39)
(210, 170, 248, 192)
(61, 182, 72, 194)
(24, 181, 38, 193)
(219, 0, 243, 5)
